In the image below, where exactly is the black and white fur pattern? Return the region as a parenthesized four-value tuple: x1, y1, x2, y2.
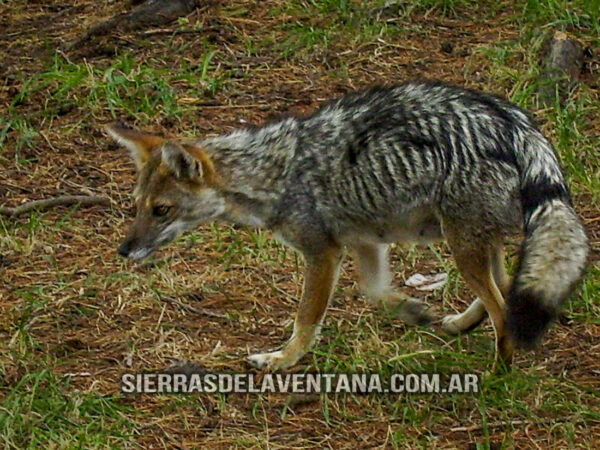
(113, 80, 589, 370)
(198, 81, 588, 350)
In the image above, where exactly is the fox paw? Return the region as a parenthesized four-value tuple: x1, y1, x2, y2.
(441, 314, 464, 335)
(382, 297, 432, 326)
(397, 298, 434, 326)
(247, 350, 300, 371)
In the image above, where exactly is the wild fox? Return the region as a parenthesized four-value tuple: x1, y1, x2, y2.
(107, 81, 588, 371)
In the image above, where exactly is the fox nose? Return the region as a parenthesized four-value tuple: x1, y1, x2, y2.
(118, 241, 131, 257)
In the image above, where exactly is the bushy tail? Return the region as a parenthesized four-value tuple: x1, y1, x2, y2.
(506, 128, 588, 349)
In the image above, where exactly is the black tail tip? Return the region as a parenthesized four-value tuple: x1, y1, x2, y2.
(506, 292, 555, 350)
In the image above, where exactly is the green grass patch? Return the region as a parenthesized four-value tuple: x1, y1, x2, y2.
(2, 49, 228, 155)
(519, 0, 600, 35)
(0, 370, 135, 449)
(271, 0, 406, 59)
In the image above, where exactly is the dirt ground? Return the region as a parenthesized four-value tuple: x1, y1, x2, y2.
(1, 0, 599, 448)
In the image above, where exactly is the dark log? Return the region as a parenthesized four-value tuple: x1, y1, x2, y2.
(75, 0, 206, 46)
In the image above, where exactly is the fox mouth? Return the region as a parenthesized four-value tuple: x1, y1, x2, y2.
(120, 239, 172, 260)
(118, 218, 196, 260)
(118, 229, 180, 260)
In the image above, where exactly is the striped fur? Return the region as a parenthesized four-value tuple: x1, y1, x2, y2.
(110, 80, 589, 369)
(201, 81, 588, 348)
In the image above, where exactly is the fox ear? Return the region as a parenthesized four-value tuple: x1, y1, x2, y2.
(161, 141, 205, 181)
(105, 122, 163, 170)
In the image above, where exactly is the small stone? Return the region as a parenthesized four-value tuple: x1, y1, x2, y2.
(441, 41, 454, 54)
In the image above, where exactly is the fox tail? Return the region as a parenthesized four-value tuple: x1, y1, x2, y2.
(506, 126, 588, 348)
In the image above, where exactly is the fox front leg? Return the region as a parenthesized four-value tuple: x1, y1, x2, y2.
(248, 245, 343, 370)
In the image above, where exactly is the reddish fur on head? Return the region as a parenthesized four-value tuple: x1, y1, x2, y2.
(105, 122, 164, 170)
(106, 122, 224, 260)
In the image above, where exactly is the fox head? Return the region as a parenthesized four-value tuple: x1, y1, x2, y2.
(107, 123, 225, 259)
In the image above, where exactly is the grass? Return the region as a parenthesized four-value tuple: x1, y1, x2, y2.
(0, 370, 135, 448)
(0, 0, 599, 447)
(1, 48, 228, 162)
(272, 0, 407, 59)
(519, 0, 600, 35)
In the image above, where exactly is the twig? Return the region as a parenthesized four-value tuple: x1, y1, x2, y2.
(0, 180, 35, 194)
(161, 295, 227, 318)
(0, 195, 110, 217)
(140, 25, 219, 36)
(451, 419, 547, 433)
(451, 416, 599, 433)
(176, 99, 269, 109)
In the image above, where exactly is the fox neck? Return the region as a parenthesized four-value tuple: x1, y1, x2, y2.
(200, 119, 298, 228)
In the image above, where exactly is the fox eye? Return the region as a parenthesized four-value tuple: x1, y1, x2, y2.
(152, 205, 172, 217)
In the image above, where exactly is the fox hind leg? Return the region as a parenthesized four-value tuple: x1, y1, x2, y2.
(491, 245, 511, 298)
(445, 233, 514, 371)
(353, 243, 432, 326)
(442, 245, 511, 335)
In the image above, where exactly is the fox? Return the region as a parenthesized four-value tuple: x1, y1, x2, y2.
(107, 81, 588, 372)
